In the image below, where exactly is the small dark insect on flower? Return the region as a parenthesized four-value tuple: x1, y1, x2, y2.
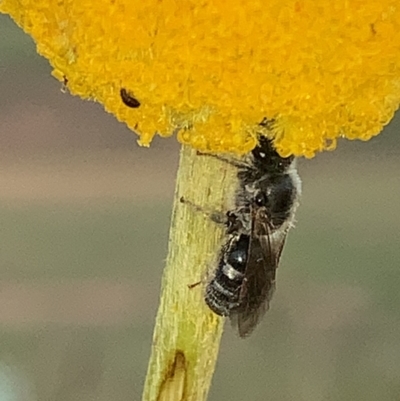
(61, 76, 68, 93)
(120, 88, 141, 108)
(182, 129, 301, 337)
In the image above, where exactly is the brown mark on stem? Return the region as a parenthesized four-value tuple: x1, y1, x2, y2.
(157, 350, 187, 401)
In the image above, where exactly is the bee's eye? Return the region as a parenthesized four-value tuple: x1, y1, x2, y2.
(254, 193, 267, 207)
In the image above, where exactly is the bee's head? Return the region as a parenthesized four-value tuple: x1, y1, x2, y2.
(251, 136, 294, 173)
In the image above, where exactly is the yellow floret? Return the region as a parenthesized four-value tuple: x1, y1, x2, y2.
(1, 0, 400, 157)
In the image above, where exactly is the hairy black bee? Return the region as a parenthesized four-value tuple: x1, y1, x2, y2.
(204, 136, 301, 337)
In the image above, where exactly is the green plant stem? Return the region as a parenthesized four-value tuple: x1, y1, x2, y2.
(142, 144, 237, 401)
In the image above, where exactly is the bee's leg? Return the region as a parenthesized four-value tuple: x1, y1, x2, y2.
(226, 211, 243, 233)
(180, 196, 227, 226)
(187, 281, 202, 289)
(196, 151, 248, 169)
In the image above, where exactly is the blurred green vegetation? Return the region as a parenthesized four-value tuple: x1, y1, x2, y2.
(0, 202, 170, 279)
(1, 14, 42, 64)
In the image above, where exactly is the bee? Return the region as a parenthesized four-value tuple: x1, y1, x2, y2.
(120, 88, 141, 108)
(185, 134, 301, 337)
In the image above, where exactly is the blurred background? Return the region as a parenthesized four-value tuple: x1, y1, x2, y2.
(1, 13, 400, 401)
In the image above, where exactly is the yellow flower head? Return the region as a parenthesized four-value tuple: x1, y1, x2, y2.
(1, 0, 400, 157)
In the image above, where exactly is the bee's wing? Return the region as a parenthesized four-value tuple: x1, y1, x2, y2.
(232, 212, 288, 338)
